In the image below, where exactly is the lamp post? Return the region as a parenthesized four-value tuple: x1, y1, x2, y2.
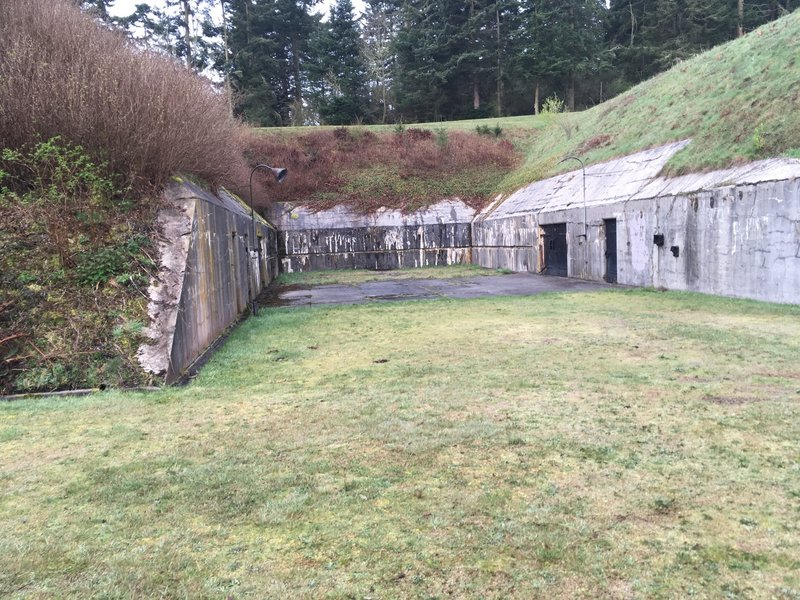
(557, 155, 587, 240)
(248, 164, 288, 316)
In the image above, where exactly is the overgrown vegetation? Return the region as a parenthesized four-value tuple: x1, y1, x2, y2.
(0, 0, 249, 194)
(0, 139, 155, 394)
(247, 127, 520, 212)
(270, 10, 800, 207)
(2, 289, 799, 597)
(0, 0, 273, 393)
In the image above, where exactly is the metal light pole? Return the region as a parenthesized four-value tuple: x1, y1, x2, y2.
(248, 164, 288, 316)
(558, 155, 587, 239)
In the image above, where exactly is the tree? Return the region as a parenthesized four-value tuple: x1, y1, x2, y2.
(535, 0, 608, 111)
(227, 0, 315, 125)
(113, 1, 221, 72)
(79, 0, 115, 21)
(308, 0, 369, 124)
(361, 0, 399, 122)
(393, 0, 474, 121)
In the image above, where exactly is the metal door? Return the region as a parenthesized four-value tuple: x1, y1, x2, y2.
(542, 223, 568, 277)
(604, 219, 617, 284)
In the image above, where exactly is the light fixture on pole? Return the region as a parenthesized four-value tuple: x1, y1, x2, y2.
(248, 164, 288, 316)
(558, 155, 587, 240)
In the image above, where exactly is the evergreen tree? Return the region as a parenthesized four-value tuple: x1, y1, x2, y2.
(361, 0, 399, 122)
(393, 0, 471, 121)
(308, 0, 369, 124)
(543, 0, 609, 111)
(227, 0, 315, 125)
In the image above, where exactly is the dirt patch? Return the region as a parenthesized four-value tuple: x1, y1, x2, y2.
(258, 283, 312, 307)
(703, 396, 769, 405)
(758, 371, 800, 380)
(575, 134, 613, 154)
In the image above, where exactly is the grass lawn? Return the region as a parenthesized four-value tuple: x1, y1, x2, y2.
(2, 289, 800, 598)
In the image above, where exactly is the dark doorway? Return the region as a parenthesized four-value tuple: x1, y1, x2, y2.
(542, 223, 568, 277)
(604, 219, 617, 284)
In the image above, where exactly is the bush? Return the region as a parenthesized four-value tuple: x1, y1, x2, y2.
(244, 128, 520, 212)
(541, 95, 565, 115)
(0, 139, 156, 393)
(476, 124, 504, 138)
(0, 0, 248, 193)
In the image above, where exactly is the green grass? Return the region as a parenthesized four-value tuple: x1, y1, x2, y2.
(262, 11, 800, 201)
(499, 11, 800, 190)
(2, 290, 800, 598)
(274, 114, 543, 136)
(274, 264, 502, 286)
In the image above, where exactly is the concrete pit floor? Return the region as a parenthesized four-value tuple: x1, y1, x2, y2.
(261, 272, 611, 308)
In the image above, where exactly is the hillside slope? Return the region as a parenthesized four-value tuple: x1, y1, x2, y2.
(501, 9, 800, 191)
(258, 10, 800, 209)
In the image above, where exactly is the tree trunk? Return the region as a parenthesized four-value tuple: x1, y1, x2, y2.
(382, 69, 388, 124)
(220, 0, 233, 117)
(495, 6, 502, 117)
(291, 34, 303, 125)
(628, 0, 635, 46)
(182, 0, 192, 70)
(534, 82, 539, 115)
(738, 0, 744, 36)
(473, 77, 481, 110)
(567, 72, 575, 112)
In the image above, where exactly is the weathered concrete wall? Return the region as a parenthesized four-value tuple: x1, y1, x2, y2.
(138, 182, 278, 382)
(269, 201, 475, 272)
(528, 181, 800, 303)
(472, 143, 800, 304)
(471, 209, 535, 272)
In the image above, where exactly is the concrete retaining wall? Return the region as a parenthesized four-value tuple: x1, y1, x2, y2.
(138, 182, 278, 382)
(269, 201, 475, 272)
(472, 145, 800, 304)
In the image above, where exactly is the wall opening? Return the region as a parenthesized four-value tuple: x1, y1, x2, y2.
(541, 223, 568, 277)
(604, 218, 618, 284)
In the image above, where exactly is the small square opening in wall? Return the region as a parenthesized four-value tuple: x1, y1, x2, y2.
(670, 245, 680, 258)
(653, 234, 665, 246)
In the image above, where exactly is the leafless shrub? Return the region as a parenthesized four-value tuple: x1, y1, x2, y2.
(0, 0, 249, 193)
(244, 129, 519, 211)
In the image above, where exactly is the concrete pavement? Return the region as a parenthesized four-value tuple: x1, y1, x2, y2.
(263, 272, 611, 308)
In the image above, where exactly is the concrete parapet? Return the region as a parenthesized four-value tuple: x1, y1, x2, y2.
(138, 182, 278, 383)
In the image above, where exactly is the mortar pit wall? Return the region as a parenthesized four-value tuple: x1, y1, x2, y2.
(168, 199, 277, 382)
(278, 222, 473, 273)
(535, 180, 800, 303)
(471, 215, 536, 272)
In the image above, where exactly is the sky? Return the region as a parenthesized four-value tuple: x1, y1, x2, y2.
(109, 0, 367, 21)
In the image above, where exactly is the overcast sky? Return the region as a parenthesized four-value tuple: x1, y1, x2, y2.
(109, 0, 367, 22)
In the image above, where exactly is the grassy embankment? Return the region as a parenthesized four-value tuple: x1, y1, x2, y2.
(2, 289, 799, 598)
(0, 0, 249, 394)
(254, 11, 800, 210)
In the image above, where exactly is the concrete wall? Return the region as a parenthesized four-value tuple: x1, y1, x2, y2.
(138, 182, 278, 382)
(471, 212, 535, 272)
(135, 148, 797, 387)
(269, 201, 475, 272)
(473, 174, 800, 304)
